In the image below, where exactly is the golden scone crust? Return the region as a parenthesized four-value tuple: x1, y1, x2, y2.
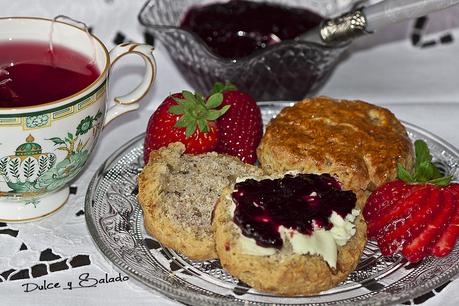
(138, 142, 262, 260)
(257, 97, 414, 205)
(213, 186, 367, 296)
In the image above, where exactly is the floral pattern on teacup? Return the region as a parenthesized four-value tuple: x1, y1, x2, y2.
(0, 110, 103, 196)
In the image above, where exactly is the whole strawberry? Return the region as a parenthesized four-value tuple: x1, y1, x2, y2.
(363, 140, 458, 263)
(143, 90, 229, 163)
(210, 82, 262, 164)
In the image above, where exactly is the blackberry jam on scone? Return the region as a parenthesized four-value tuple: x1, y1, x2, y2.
(212, 172, 366, 296)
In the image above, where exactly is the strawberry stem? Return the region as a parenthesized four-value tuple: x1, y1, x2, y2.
(169, 90, 230, 137)
(210, 81, 237, 95)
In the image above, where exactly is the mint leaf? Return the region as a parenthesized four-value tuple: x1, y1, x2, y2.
(398, 139, 453, 187)
(432, 164, 443, 179)
(411, 139, 448, 185)
(427, 175, 453, 186)
(397, 163, 414, 183)
(414, 140, 431, 168)
(414, 160, 434, 182)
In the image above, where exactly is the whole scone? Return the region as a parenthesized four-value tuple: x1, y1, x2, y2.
(213, 173, 367, 296)
(257, 96, 414, 206)
(138, 142, 262, 260)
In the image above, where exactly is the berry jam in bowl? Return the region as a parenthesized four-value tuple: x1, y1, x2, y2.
(139, 0, 350, 101)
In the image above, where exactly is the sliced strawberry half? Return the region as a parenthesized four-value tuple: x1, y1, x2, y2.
(431, 184, 459, 256)
(402, 188, 455, 262)
(376, 185, 441, 255)
(364, 180, 412, 223)
(367, 186, 430, 238)
(365, 140, 458, 262)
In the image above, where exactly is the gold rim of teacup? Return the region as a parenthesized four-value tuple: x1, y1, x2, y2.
(0, 16, 110, 110)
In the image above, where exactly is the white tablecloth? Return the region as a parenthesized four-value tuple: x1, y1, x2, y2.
(1, 1, 459, 305)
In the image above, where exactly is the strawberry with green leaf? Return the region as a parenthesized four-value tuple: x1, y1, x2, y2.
(363, 139, 458, 262)
(143, 90, 229, 163)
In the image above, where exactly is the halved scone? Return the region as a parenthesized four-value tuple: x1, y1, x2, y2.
(213, 172, 366, 295)
(138, 142, 262, 260)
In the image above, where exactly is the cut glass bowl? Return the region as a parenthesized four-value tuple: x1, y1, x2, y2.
(138, 0, 350, 100)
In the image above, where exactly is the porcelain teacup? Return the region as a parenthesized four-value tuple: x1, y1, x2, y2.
(0, 17, 156, 221)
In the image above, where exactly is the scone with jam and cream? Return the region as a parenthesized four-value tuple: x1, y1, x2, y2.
(212, 172, 366, 296)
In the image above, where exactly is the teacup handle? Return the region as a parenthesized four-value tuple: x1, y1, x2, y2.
(103, 43, 157, 126)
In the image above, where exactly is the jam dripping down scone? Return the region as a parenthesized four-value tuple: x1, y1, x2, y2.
(138, 142, 262, 260)
(212, 173, 366, 295)
(257, 96, 414, 208)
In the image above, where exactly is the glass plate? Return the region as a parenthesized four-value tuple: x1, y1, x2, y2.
(86, 102, 459, 306)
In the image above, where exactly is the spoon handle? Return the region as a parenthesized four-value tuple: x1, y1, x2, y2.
(364, 0, 459, 32)
(318, 0, 459, 44)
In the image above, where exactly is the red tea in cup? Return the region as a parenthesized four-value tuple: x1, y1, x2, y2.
(0, 41, 100, 108)
(0, 17, 157, 222)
